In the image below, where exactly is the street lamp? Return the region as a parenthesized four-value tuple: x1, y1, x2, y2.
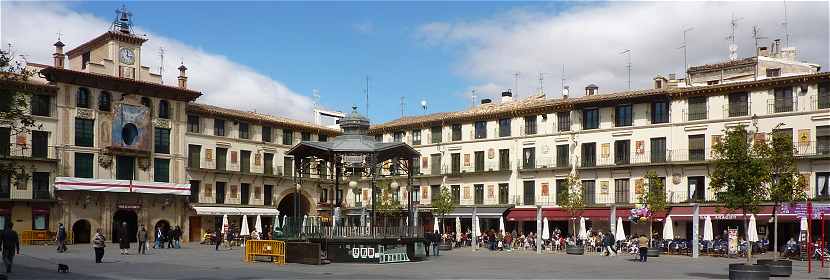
(390, 181, 399, 191)
(294, 183, 301, 233)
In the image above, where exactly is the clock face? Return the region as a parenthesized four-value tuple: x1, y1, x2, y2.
(119, 48, 135, 65)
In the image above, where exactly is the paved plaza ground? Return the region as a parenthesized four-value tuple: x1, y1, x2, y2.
(5, 243, 827, 279)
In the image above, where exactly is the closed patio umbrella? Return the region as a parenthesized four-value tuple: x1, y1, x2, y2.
(455, 217, 461, 241)
(222, 214, 229, 234)
(255, 215, 263, 234)
(542, 218, 550, 240)
(703, 216, 713, 241)
(662, 216, 674, 240)
(747, 214, 759, 242)
(301, 215, 308, 234)
(499, 216, 506, 234)
(615, 217, 626, 242)
(433, 216, 440, 233)
(241, 215, 250, 236)
(578, 217, 587, 240)
(282, 215, 287, 230)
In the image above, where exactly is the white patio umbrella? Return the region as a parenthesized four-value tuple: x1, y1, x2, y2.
(747, 214, 759, 242)
(542, 217, 550, 240)
(281, 215, 287, 229)
(662, 216, 674, 240)
(221, 214, 229, 234)
(703, 216, 714, 241)
(475, 216, 481, 237)
(615, 217, 626, 242)
(240, 215, 250, 236)
(578, 217, 587, 240)
(433, 217, 440, 233)
(499, 216, 506, 234)
(274, 210, 280, 228)
(455, 217, 461, 241)
(255, 215, 263, 234)
(301, 215, 308, 234)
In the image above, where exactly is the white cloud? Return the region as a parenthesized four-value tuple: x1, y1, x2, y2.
(353, 21, 375, 34)
(0, 2, 314, 120)
(417, 2, 829, 98)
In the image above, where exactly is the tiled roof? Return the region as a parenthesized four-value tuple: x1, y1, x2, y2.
(187, 103, 340, 135)
(39, 66, 201, 101)
(687, 57, 757, 73)
(66, 31, 148, 57)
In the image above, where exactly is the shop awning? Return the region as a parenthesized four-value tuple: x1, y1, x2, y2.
(444, 207, 508, 218)
(667, 205, 797, 221)
(507, 207, 658, 222)
(55, 177, 190, 196)
(192, 206, 279, 216)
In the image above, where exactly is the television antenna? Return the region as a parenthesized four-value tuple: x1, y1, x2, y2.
(560, 65, 567, 97)
(677, 27, 694, 76)
(752, 26, 768, 81)
(726, 13, 744, 60)
(512, 72, 520, 99)
(537, 72, 549, 95)
(364, 75, 370, 117)
(620, 49, 632, 90)
(782, 0, 790, 47)
(312, 89, 321, 108)
(400, 96, 405, 117)
(158, 47, 165, 84)
(471, 89, 477, 108)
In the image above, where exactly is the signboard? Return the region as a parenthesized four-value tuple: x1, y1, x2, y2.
(343, 155, 366, 164)
(728, 228, 738, 256)
(778, 203, 830, 219)
(798, 129, 810, 146)
(117, 204, 141, 209)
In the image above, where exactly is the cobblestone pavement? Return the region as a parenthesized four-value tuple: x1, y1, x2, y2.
(6, 244, 825, 279)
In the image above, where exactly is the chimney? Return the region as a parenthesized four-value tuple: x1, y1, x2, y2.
(501, 91, 513, 103)
(562, 86, 569, 99)
(757, 46, 769, 57)
(52, 41, 65, 69)
(771, 39, 782, 57)
(480, 98, 492, 105)
(585, 84, 598, 96)
(177, 64, 188, 89)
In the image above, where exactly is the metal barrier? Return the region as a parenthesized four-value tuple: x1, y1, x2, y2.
(244, 240, 285, 265)
(21, 230, 50, 245)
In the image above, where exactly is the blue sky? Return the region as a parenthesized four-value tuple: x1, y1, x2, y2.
(3, 1, 827, 123)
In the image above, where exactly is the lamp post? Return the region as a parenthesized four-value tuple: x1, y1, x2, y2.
(294, 182, 301, 234)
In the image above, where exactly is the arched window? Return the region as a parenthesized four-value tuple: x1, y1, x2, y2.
(98, 91, 111, 111)
(158, 100, 170, 119)
(141, 97, 153, 114)
(77, 87, 90, 108)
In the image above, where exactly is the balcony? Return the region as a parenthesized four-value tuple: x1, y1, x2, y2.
(724, 103, 751, 118)
(767, 99, 797, 114)
(0, 144, 60, 162)
(33, 190, 51, 200)
(682, 108, 708, 122)
(795, 141, 830, 157)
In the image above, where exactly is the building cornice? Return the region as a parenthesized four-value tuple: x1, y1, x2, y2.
(39, 66, 202, 102)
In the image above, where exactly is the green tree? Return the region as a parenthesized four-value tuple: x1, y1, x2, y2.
(431, 185, 455, 235)
(558, 173, 584, 240)
(640, 171, 668, 241)
(375, 181, 404, 228)
(710, 125, 770, 264)
(761, 126, 807, 259)
(0, 48, 40, 191)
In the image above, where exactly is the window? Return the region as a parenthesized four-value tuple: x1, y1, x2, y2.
(688, 97, 707, 120)
(412, 186, 420, 204)
(555, 179, 567, 204)
(819, 83, 830, 109)
(214, 119, 226, 136)
(689, 134, 706, 161)
(614, 140, 630, 165)
(728, 92, 749, 117)
(216, 182, 226, 204)
(688, 176, 705, 201)
(522, 147, 535, 169)
(766, 68, 781, 78)
(158, 100, 170, 119)
(30, 94, 51, 116)
(614, 179, 629, 204)
(817, 172, 830, 198)
(74, 153, 94, 178)
(773, 128, 794, 145)
(0, 175, 8, 198)
(582, 180, 596, 205)
(523, 181, 535, 205)
(582, 108, 599, 129)
(241, 184, 250, 205)
(474, 121, 487, 139)
(216, 147, 228, 171)
(31, 131, 48, 158)
(498, 183, 509, 204)
(430, 185, 440, 202)
(581, 143, 596, 167)
(652, 100, 669, 124)
(499, 118, 511, 137)
(76, 87, 90, 108)
(240, 150, 251, 173)
(141, 97, 152, 114)
(773, 87, 794, 113)
(319, 134, 328, 142)
(283, 129, 294, 145)
(434, 126, 446, 143)
(707, 80, 720, 85)
(264, 153, 274, 175)
(154, 128, 170, 154)
(430, 154, 441, 175)
(187, 115, 200, 133)
(615, 105, 632, 127)
(393, 131, 404, 143)
(556, 145, 569, 168)
(81, 52, 90, 69)
(261, 126, 272, 142)
(818, 126, 830, 155)
(474, 184, 484, 205)
(115, 155, 135, 180)
(450, 153, 460, 174)
(474, 151, 484, 172)
(498, 149, 510, 171)
(319, 188, 328, 204)
(239, 122, 250, 139)
(74, 118, 94, 147)
(301, 132, 311, 141)
(188, 145, 201, 169)
(451, 185, 460, 204)
(0, 128, 8, 157)
(412, 130, 421, 145)
(264, 185, 274, 206)
(284, 157, 293, 176)
(190, 180, 200, 203)
(557, 112, 571, 131)
(154, 158, 170, 182)
(33, 209, 48, 230)
(524, 116, 537, 135)
(650, 137, 667, 163)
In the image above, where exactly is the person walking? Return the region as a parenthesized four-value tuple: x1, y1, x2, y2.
(0, 222, 20, 273)
(214, 231, 223, 251)
(166, 226, 175, 249)
(424, 231, 431, 256)
(638, 234, 649, 262)
(173, 226, 182, 249)
(432, 230, 440, 256)
(118, 222, 130, 255)
(137, 224, 148, 255)
(154, 226, 162, 249)
(93, 229, 106, 263)
(56, 223, 67, 253)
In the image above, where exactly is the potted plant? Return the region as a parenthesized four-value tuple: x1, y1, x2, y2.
(640, 171, 668, 257)
(431, 186, 456, 250)
(711, 125, 771, 280)
(756, 125, 806, 277)
(558, 173, 585, 255)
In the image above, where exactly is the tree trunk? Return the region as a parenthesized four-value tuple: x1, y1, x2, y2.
(745, 212, 752, 265)
(773, 202, 779, 261)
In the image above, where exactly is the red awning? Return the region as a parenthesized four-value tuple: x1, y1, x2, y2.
(667, 205, 800, 221)
(506, 207, 639, 222)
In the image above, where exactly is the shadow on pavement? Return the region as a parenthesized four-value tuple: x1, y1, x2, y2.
(685, 272, 728, 279)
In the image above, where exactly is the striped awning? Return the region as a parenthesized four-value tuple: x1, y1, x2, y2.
(192, 206, 279, 216)
(55, 177, 190, 196)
